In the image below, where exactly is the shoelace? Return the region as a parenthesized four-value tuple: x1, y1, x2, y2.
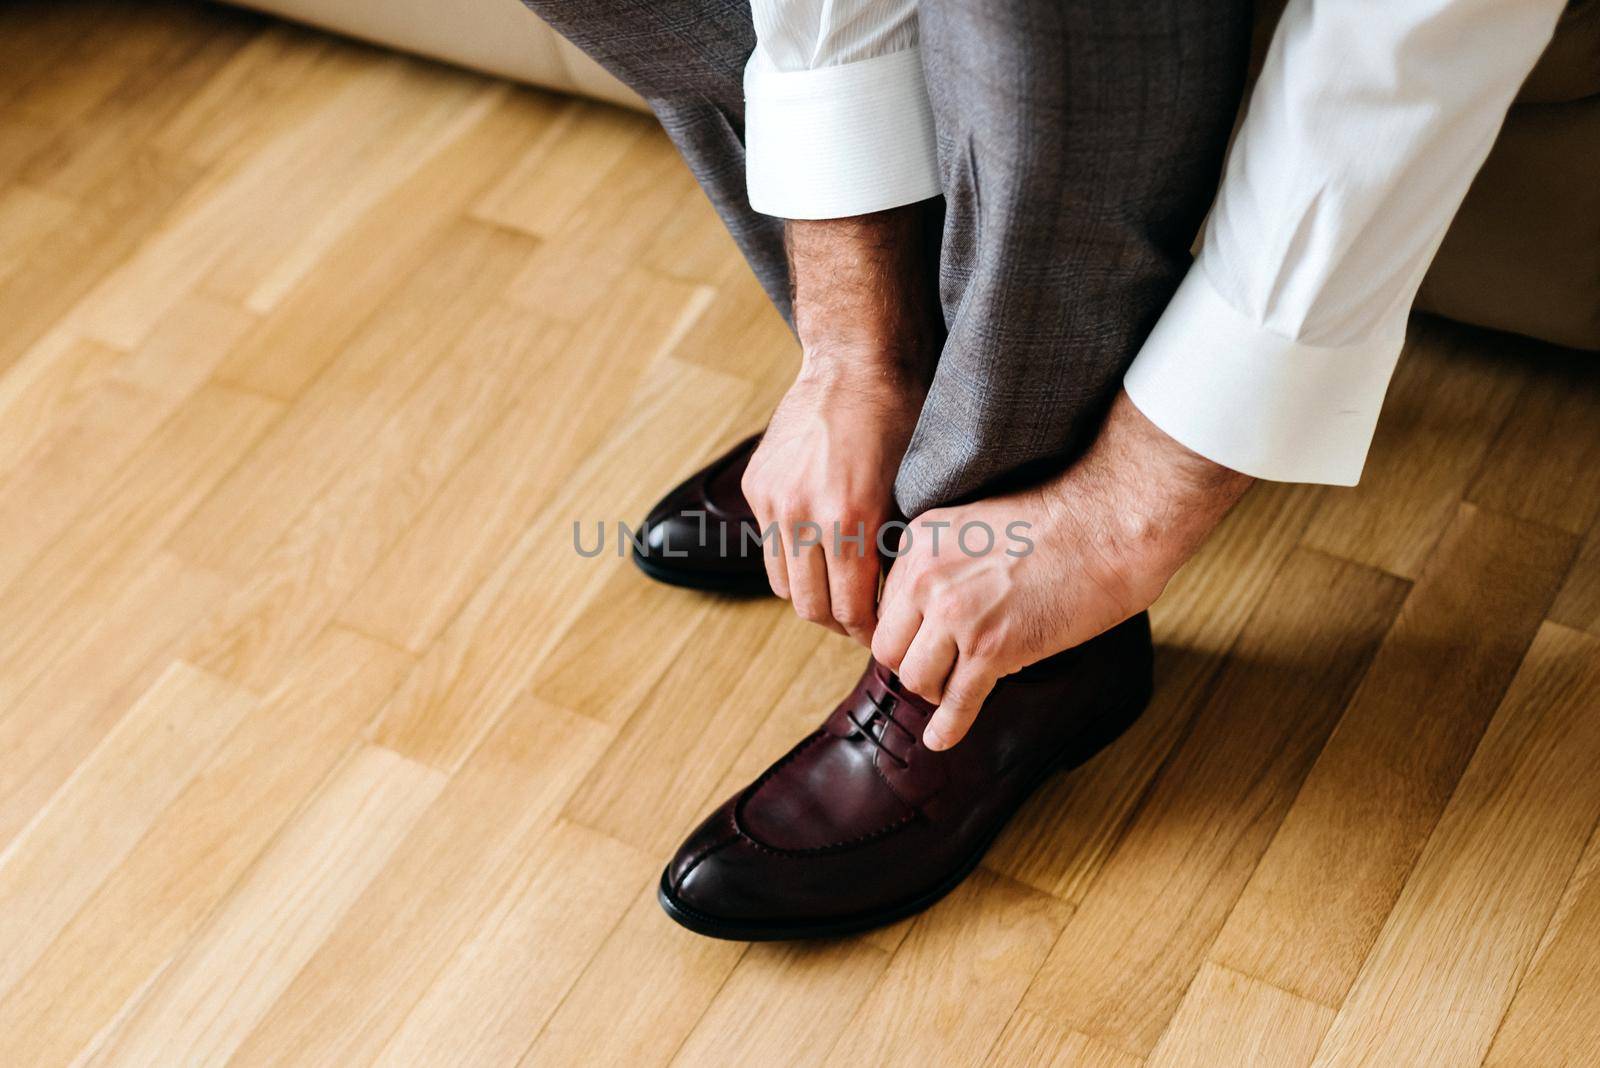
(845, 676, 916, 769)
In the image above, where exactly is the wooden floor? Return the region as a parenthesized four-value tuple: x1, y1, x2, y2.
(2, 3, 1598, 1065)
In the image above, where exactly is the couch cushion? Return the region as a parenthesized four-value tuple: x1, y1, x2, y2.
(1417, 97, 1600, 350)
(1521, 0, 1600, 103)
(223, 0, 646, 110)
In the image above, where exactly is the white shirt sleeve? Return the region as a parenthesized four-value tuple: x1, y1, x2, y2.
(744, 0, 941, 219)
(1124, 0, 1567, 485)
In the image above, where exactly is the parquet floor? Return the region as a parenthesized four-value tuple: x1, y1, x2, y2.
(2, 3, 1598, 1065)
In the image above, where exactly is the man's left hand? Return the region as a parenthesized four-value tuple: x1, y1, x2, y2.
(871, 390, 1254, 750)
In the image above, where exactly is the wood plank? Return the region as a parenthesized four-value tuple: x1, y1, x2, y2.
(0, 661, 255, 1004)
(4, 1, 200, 126)
(1467, 342, 1600, 536)
(339, 270, 712, 652)
(504, 130, 704, 322)
(823, 871, 1072, 1067)
(226, 698, 611, 1068)
(171, 221, 537, 575)
(1485, 828, 1600, 1066)
(0, 184, 74, 289)
(986, 1011, 1142, 1068)
(178, 305, 564, 690)
(232, 80, 509, 315)
(1302, 317, 1528, 578)
(371, 356, 751, 771)
(986, 481, 1324, 902)
(1147, 963, 1333, 1068)
(0, 108, 58, 190)
(1549, 523, 1600, 637)
(640, 180, 756, 289)
(665, 267, 795, 385)
(85, 745, 447, 1067)
(15, 8, 255, 201)
(562, 599, 792, 855)
(0, 1, 117, 112)
(0, 296, 257, 593)
(212, 87, 560, 399)
(704, 626, 865, 801)
(521, 889, 747, 1068)
(68, 55, 489, 351)
(671, 939, 893, 1068)
(471, 99, 652, 238)
(0, 627, 410, 1068)
(377, 820, 654, 1068)
(0, 552, 226, 853)
(1311, 623, 1600, 1067)
(1210, 503, 1576, 1004)
(523, 561, 719, 727)
(0, 384, 281, 700)
(0, 333, 122, 481)
(1020, 549, 1409, 1058)
(149, 23, 350, 169)
(1, 288, 261, 476)
(0, 142, 203, 377)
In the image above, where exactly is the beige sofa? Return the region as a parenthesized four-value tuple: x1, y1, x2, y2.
(222, 0, 642, 109)
(230, 0, 1599, 352)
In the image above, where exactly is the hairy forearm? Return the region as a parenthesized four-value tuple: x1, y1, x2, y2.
(1049, 391, 1254, 601)
(785, 202, 942, 381)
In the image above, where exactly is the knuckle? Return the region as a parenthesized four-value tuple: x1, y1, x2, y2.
(964, 627, 1003, 662)
(945, 675, 987, 710)
(871, 635, 901, 669)
(834, 607, 870, 629)
(905, 567, 936, 601)
(933, 588, 972, 621)
(774, 490, 808, 518)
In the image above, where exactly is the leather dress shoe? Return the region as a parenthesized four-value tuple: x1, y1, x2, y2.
(658, 612, 1154, 940)
(633, 434, 772, 595)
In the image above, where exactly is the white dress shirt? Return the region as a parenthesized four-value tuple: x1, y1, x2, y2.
(743, 0, 1568, 485)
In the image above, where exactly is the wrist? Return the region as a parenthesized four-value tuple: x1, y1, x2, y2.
(787, 202, 942, 376)
(798, 340, 930, 391)
(1054, 392, 1252, 584)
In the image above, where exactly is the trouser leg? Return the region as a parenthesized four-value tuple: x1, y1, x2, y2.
(895, 0, 1253, 515)
(517, 0, 792, 321)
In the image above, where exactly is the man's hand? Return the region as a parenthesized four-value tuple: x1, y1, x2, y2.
(871, 391, 1254, 749)
(743, 362, 922, 644)
(743, 204, 939, 646)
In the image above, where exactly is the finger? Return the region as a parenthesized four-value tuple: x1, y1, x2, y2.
(753, 510, 788, 599)
(871, 594, 922, 673)
(789, 540, 844, 634)
(923, 658, 998, 751)
(896, 626, 957, 703)
(827, 545, 880, 647)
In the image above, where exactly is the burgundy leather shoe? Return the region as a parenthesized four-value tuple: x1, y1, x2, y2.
(658, 612, 1154, 940)
(633, 434, 772, 595)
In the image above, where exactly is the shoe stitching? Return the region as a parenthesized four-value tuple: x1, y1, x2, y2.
(733, 810, 920, 858)
(730, 732, 922, 857)
(675, 830, 742, 886)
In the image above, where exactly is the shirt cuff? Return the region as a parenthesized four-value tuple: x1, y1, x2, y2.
(1123, 267, 1406, 486)
(744, 48, 941, 220)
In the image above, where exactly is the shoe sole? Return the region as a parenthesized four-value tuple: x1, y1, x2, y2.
(655, 687, 1152, 941)
(631, 546, 774, 597)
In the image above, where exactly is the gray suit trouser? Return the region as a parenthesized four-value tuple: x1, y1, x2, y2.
(522, 0, 1253, 516)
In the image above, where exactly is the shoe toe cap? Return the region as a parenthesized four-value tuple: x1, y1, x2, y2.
(663, 797, 793, 924)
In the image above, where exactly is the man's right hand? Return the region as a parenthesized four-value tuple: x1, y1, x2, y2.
(742, 205, 940, 646)
(742, 358, 923, 646)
